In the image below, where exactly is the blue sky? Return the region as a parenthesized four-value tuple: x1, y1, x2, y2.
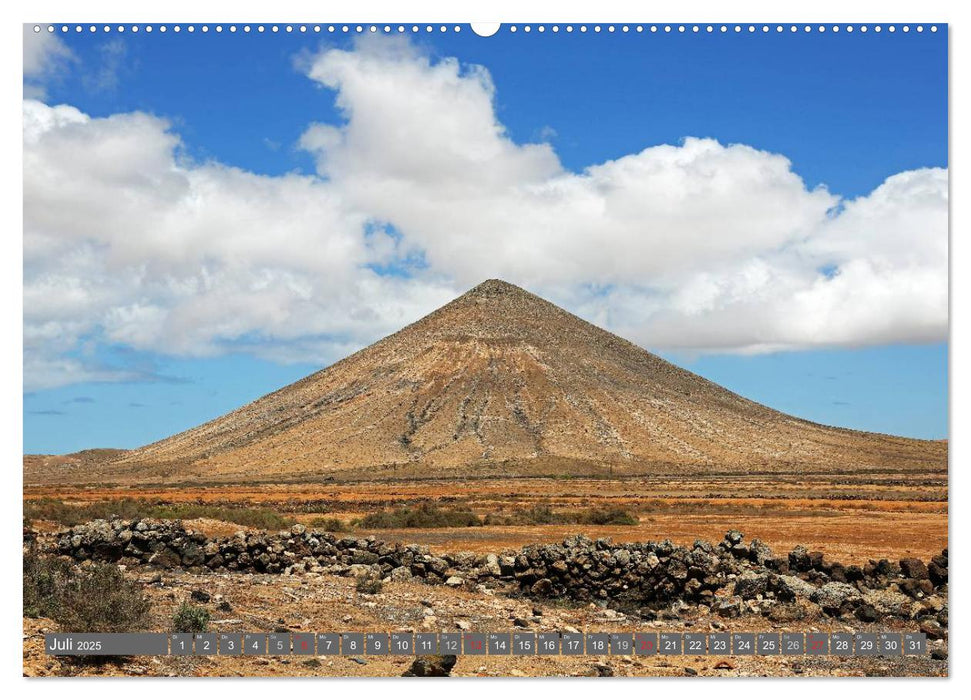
(23, 25, 948, 453)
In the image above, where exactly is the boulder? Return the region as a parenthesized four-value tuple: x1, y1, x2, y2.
(530, 578, 554, 596)
(810, 582, 862, 614)
(854, 604, 880, 622)
(928, 558, 948, 587)
(772, 575, 817, 602)
(402, 655, 457, 677)
(748, 539, 773, 566)
(733, 574, 769, 599)
(900, 578, 935, 599)
(900, 558, 929, 580)
(766, 603, 808, 622)
(724, 530, 744, 546)
(716, 596, 743, 618)
(863, 588, 913, 617)
(788, 546, 811, 572)
(481, 554, 502, 577)
(389, 566, 414, 582)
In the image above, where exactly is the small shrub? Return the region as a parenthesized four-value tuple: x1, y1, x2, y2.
(172, 602, 211, 633)
(58, 563, 152, 633)
(23, 549, 73, 619)
(23, 552, 152, 633)
(357, 503, 482, 529)
(579, 507, 639, 526)
(308, 516, 349, 532)
(355, 574, 384, 594)
(484, 505, 558, 525)
(483, 505, 638, 526)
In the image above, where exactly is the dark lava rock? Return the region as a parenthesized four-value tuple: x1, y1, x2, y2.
(190, 590, 211, 603)
(767, 603, 807, 623)
(716, 596, 743, 618)
(788, 546, 811, 572)
(403, 655, 457, 677)
(928, 560, 948, 587)
(901, 578, 935, 599)
(854, 604, 880, 623)
(810, 582, 862, 614)
(900, 558, 929, 580)
(733, 574, 768, 599)
(530, 578, 553, 596)
(919, 619, 947, 641)
(592, 663, 614, 677)
(808, 551, 825, 571)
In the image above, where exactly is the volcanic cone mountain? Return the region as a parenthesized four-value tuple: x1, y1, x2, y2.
(37, 280, 945, 484)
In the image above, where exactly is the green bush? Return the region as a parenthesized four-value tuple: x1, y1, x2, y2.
(172, 602, 211, 633)
(23, 551, 152, 633)
(356, 503, 482, 529)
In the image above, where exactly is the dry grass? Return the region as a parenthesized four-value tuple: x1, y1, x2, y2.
(25, 473, 947, 564)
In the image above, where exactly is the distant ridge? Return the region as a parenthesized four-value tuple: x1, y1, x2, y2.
(25, 279, 947, 485)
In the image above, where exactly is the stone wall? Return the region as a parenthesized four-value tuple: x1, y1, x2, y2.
(49, 520, 947, 633)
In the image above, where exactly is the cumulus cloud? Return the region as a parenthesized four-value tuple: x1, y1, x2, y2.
(22, 97, 457, 390)
(23, 35, 948, 391)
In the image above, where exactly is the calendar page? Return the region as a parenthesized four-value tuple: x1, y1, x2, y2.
(22, 15, 948, 681)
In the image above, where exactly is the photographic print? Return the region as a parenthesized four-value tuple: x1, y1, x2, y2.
(22, 21, 948, 678)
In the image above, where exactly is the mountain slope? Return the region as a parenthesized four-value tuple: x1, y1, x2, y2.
(29, 280, 946, 484)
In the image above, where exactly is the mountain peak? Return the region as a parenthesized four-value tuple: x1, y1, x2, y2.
(464, 278, 531, 299)
(94, 279, 944, 484)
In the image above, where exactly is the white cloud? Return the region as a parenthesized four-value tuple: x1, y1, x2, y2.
(22, 35, 948, 391)
(299, 36, 947, 347)
(22, 97, 457, 390)
(23, 26, 74, 99)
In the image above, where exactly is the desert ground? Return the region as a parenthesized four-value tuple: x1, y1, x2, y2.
(22, 565, 947, 678)
(24, 469, 947, 678)
(24, 472, 947, 563)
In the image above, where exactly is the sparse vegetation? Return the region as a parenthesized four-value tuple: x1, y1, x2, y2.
(23, 549, 151, 632)
(581, 506, 639, 525)
(23, 548, 74, 619)
(308, 516, 350, 532)
(172, 602, 211, 633)
(341, 503, 639, 529)
(24, 497, 295, 530)
(356, 503, 482, 529)
(484, 505, 559, 525)
(484, 505, 638, 526)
